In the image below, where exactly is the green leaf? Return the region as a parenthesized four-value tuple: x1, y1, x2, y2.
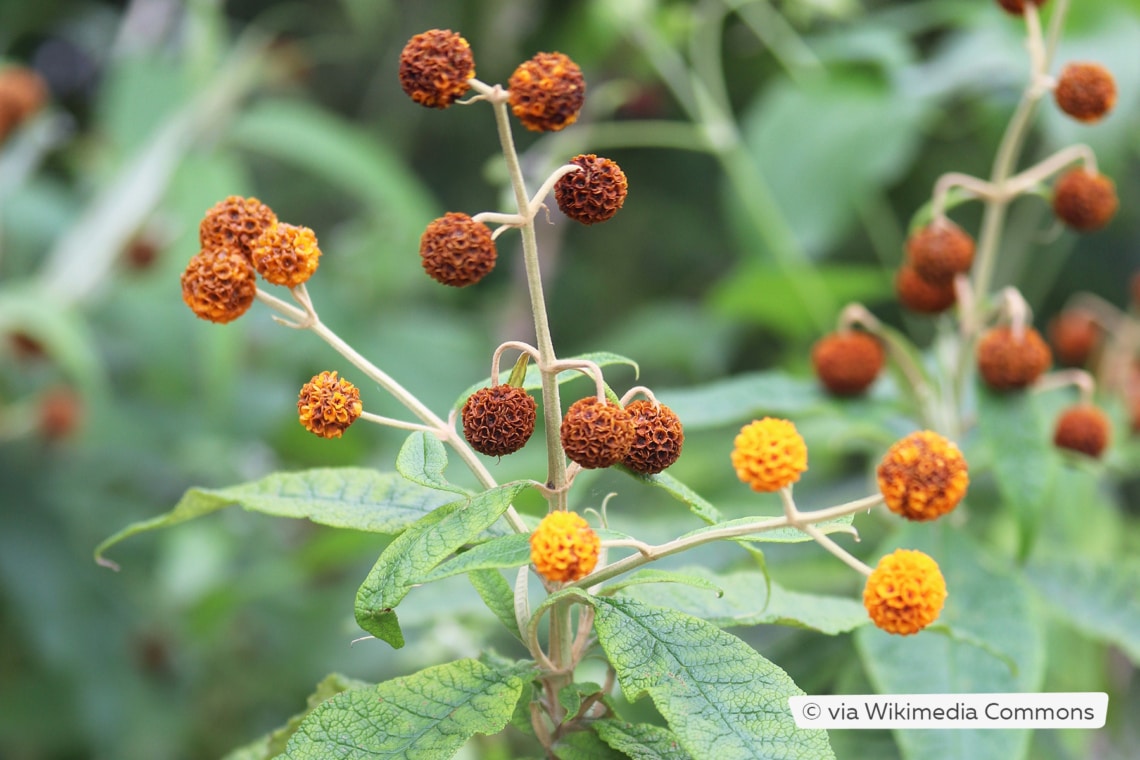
(421, 534, 531, 583)
(621, 469, 727, 525)
(507, 352, 530, 388)
(856, 525, 1044, 760)
(354, 482, 530, 647)
(591, 595, 835, 759)
(95, 468, 458, 569)
(455, 352, 639, 409)
(223, 673, 371, 760)
(395, 431, 470, 496)
(594, 719, 693, 760)
(468, 569, 522, 640)
(1026, 556, 1140, 664)
(554, 730, 628, 760)
(976, 386, 1056, 559)
(622, 566, 868, 635)
(279, 658, 534, 760)
(599, 569, 724, 598)
(657, 371, 827, 430)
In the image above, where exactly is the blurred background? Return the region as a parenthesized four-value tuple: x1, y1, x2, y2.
(1, 0, 1138, 757)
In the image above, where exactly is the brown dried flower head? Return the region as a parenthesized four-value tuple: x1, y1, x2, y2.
(0, 66, 48, 138)
(812, 330, 886, 396)
(297, 370, 363, 439)
(555, 154, 628, 225)
(996, 0, 1048, 14)
(623, 400, 684, 475)
(1053, 404, 1110, 458)
(38, 387, 83, 440)
(907, 221, 975, 284)
(896, 265, 957, 314)
(251, 223, 322, 287)
(420, 212, 497, 287)
(1053, 169, 1118, 232)
(462, 385, 537, 457)
(508, 52, 585, 132)
(1047, 309, 1100, 367)
(877, 430, 969, 521)
(1054, 63, 1116, 123)
(180, 249, 257, 324)
(560, 396, 635, 469)
(199, 196, 277, 261)
(398, 29, 474, 109)
(976, 326, 1052, 390)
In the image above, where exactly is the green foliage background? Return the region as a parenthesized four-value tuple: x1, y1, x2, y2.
(1, 0, 1138, 757)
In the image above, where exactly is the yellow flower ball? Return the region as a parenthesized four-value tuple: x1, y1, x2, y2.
(864, 549, 947, 635)
(731, 417, 807, 492)
(530, 511, 600, 583)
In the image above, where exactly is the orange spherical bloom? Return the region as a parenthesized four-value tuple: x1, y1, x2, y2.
(561, 397, 635, 469)
(1047, 309, 1100, 367)
(508, 52, 585, 132)
(977, 326, 1052, 390)
(398, 29, 474, 109)
(199, 196, 277, 261)
(877, 431, 969, 521)
(731, 417, 808, 492)
(297, 371, 363, 439)
(906, 221, 975, 284)
(180, 249, 257, 324)
(1054, 63, 1116, 123)
(1053, 405, 1110, 458)
(864, 549, 947, 635)
(623, 400, 684, 475)
(811, 330, 886, 396)
(251, 223, 322, 287)
(530, 511, 601, 583)
(419, 212, 497, 287)
(896, 265, 957, 314)
(461, 385, 537, 457)
(1053, 169, 1118, 232)
(555, 154, 628, 225)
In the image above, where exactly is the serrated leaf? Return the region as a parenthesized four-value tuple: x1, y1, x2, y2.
(622, 566, 868, 635)
(354, 482, 530, 647)
(1026, 556, 1140, 663)
(468, 569, 522, 640)
(591, 595, 835, 759)
(95, 468, 458, 569)
(454, 352, 639, 409)
(395, 431, 469, 496)
(594, 719, 692, 760)
(223, 673, 371, 760)
(421, 534, 531, 583)
(279, 659, 534, 760)
(856, 525, 1044, 760)
(599, 569, 724, 598)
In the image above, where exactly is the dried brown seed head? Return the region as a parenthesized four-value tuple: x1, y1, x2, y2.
(251, 223, 322, 287)
(508, 52, 585, 132)
(812, 330, 886, 396)
(1047, 309, 1100, 367)
(896, 264, 957, 314)
(180, 249, 257, 324)
(462, 385, 537, 457)
(623, 400, 684, 475)
(555, 154, 628, 225)
(1053, 169, 1118, 232)
(199, 196, 277, 261)
(560, 396, 635, 469)
(0, 66, 48, 130)
(1054, 63, 1116, 123)
(976, 326, 1052, 390)
(877, 431, 969, 521)
(907, 221, 975, 284)
(297, 371, 363, 439)
(1053, 404, 1110, 458)
(419, 212, 497, 287)
(398, 29, 474, 109)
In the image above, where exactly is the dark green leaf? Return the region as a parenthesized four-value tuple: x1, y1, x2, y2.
(554, 730, 627, 760)
(395, 431, 469, 496)
(468, 569, 522, 640)
(279, 659, 534, 760)
(595, 719, 693, 760)
(421, 534, 531, 583)
(95, 468, 458, 569)
(354, 482, 530, 647)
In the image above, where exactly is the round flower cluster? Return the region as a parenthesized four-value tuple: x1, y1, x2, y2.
(731, 417, 808, 492)
(0, 66, 48, 143)
(976, 326, 1052, 390)
(251, 223, 322, 287)
(895, 221, 974, 315)
(555, 154, 628, 225)
(863, 549, 947, 635)
(1054, 63, 1116, 123)
(877, 431, 969, 521)
(1047, 309, 1100, 367)
(461, 385, 537, 457)
(811, 330, 885, 396)
(623, 400, 684, 475)
(398, 29, 474, 109)
(1053, 404, 1110, 458)
(560, 397, 635, 469)
(508, 52, 586, 132)
(895, 265, 957, 314)
(180, 248, 258, 324)
(1052, 169, 1118, 232)
(297, 371, 363, 439)
(199, 196, 277, 262)
(530, 510, 600, 583)
(419, 212, 497, 287)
